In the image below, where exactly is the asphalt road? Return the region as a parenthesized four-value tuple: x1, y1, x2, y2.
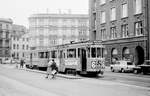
(99, 67, 150, 88)
(0, 64, 150, 96)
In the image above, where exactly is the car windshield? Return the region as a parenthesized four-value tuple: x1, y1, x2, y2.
(127, 62, 132, 65)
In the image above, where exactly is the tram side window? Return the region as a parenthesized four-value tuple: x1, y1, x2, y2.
(45, 52, 48, 58)
(67, 49, 76, 58)
(39, 52, 44, 58)
(91, 48, 96, 58)
(97, 48, 101, 58)
(51, 51, 57, 58)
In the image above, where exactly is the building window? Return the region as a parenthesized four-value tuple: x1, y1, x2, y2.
(121, 24, 129, 38)
(100, 0, 106, 5)
(17, 53, 19, 59)
(101, 11, 106, 23)
(101, 29, 106, 40)
(122, 3, 128, 18)
(26, 45, 29, 50)
(110, 26, 117, 39)
(17, 37, 19, 41)
(0, 24, 2, 29)
(22, 45, 25, 50)
(17, 44, 19, 49)
(135, 21, 143, 36)
(134, 0, 142, 14)
(13, 37, 16, 41)
(26, 38, 29, 42)
(6, 24, 9, 29)
(13, 44, 16, 49)
(22, 53, 24, 57)
(110, 7, 116, 21)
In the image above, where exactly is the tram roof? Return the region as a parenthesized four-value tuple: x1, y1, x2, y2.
(31, 40, 104, 51)
(49, 40, 104, 49)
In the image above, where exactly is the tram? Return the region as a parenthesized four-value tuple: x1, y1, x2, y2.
(26, 40, 105, 75)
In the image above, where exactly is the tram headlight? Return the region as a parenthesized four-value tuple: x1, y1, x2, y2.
(91, 61, 96, 69)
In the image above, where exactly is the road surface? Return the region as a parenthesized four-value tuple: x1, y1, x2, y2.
(0, 64, 150, 96)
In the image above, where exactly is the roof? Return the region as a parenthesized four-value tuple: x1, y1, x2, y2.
(29, 13, 89, 19)
(0, 18, 13, 23)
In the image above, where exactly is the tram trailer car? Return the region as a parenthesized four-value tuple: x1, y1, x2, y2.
(26, 49, 49, 70)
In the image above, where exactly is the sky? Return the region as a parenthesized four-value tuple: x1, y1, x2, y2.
(0, 0, 88, 28)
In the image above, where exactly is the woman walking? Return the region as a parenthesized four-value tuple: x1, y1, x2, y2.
(45, 59, 57, 79)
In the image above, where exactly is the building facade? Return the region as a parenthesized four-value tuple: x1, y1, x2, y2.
(0, 18, 13, 62)
(29, 13, 89, 48)
(11, 25, 30, 60)
(89, 0, 150, 65)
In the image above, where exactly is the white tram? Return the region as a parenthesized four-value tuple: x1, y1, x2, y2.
(26, 40, 105, 75)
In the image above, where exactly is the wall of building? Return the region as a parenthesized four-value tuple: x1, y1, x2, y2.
(29, 14, 89, 48)
(89, 0, 148, 65)
(0, 18, 13, 62)
(11, 25, 30, 60)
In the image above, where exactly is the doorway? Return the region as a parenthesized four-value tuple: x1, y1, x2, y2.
(135, 46, 144, 65)
(81, 48, 87, 71)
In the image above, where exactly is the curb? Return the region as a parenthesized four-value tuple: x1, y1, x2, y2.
(19, 68, 82, 79)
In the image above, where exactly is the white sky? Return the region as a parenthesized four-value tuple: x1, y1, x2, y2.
(0, 0, 88, 28)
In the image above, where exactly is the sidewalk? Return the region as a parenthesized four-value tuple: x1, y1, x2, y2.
(0, 64, 82, 79)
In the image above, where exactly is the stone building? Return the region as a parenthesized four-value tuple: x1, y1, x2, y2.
(11, 25, 30, 60)
(89, 0, 150, 65)
(29, 13, 89, 48)
(0, 18, 13, 63)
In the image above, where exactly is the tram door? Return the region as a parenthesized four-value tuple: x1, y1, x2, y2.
(30, 53, 33, 66)
(59, 50, 63, 65)
(81, 48, 87, 71)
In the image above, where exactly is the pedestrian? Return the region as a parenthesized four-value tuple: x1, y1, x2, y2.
(45, 59, 58, 79)
(20, 59, 24, 68)
(45, 60, 51, 78)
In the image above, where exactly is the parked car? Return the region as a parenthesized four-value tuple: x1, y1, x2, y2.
(133, 60, 150, 74)
(3, 59, 11, 64)
(3, 59, 19, 64)
(110, 60, 135, 73)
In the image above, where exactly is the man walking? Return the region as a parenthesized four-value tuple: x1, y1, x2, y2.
(20, 59, 24, 68)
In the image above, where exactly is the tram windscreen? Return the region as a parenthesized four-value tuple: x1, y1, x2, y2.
(51, 51, 57, 58)
(97, 48, 101, 58)
(67, 49, 76, 58)
(87, 48, 90, 58)
(38, 52, 44, 58)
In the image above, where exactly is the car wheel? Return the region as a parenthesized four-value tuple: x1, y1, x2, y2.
(133, 69, 138, 74)
(121, 68, 125, 73)
(111, 67, 114, 72)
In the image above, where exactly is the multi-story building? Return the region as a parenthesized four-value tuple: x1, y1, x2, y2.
(0, 18, 13, 63)
(89, 0, 150, 65)
(29, 13, 89, 48)
(11, 24, 30, 60)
